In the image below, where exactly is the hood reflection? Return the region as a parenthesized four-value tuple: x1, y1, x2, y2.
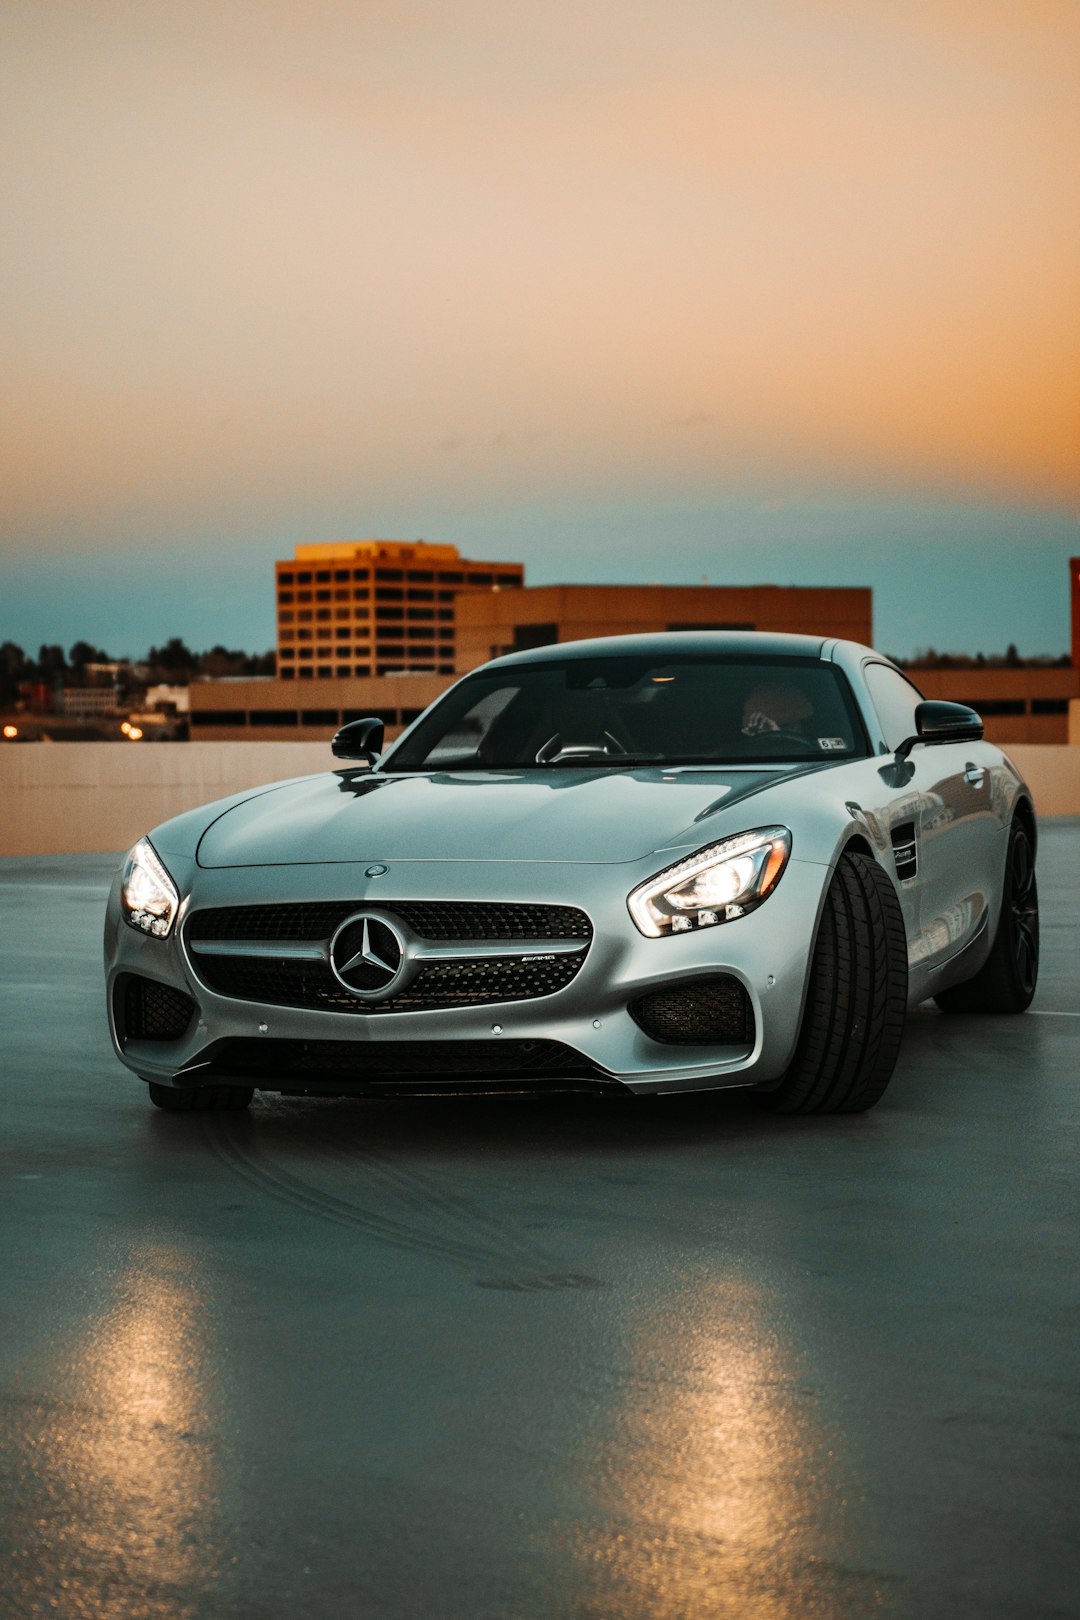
(569, 1270, 877, 1618)
(15, 1245, 225, 1615)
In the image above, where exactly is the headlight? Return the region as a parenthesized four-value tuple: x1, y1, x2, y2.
(120, 838, 180, 938)
(628, 826, 791, 937)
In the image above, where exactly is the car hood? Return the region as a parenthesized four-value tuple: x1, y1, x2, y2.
(194, 765, 823, 868)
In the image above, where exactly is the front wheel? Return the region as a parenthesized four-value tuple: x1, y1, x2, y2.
(147, 1081, 254, 1112)
(934, 817, 1038, 1014)
(760, 852, 908, 1115)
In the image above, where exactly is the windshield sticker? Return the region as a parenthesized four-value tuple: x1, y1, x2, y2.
(818, 737, 847, 750)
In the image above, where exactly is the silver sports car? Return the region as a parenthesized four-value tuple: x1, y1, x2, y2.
(104, 632, 1039, 1116)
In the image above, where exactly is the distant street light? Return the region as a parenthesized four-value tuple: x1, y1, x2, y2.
(2, 724, 18, 740)
(126, 726, 143, 741)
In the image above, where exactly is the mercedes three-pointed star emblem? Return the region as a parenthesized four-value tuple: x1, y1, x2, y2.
(328, 911, 410, 1000)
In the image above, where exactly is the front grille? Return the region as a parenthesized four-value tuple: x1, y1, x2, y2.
(185, 900, 592, 1014)
(192, 952, 584, 1014)
(120, 975, 197, 1042)
(629, 975, 754, 1046)
(201, 1036, 609, 1090)
(188, 900, 591, 943)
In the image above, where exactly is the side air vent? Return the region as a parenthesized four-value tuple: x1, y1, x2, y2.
(891, 821, 918, 881)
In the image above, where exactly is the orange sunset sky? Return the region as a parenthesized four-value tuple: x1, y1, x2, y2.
(1, 0, 1078, 656)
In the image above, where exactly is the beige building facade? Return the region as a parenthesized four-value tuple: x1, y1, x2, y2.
(274, 539, 523, 681)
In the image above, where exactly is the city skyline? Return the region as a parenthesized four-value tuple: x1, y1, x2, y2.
(2, 1, 1078, 659)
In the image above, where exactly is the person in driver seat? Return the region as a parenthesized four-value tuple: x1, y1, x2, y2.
(741, 679, 815, 739)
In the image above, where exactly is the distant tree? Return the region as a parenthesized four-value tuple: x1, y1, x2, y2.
(146, 637, 198, 672)
(68, 640, 111, 671)
(246, 649, 276, 676)
(0, 642, 28, 706)
(1004, 642, 1021, 667)
(36, 644, 68, 683)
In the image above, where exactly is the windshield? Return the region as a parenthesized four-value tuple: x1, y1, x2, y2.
(386, 654, 869, 771)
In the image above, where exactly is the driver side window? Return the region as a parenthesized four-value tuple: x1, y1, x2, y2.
(864, 664, 923, 752)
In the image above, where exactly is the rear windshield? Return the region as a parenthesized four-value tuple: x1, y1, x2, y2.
(386, 654, 869, 770)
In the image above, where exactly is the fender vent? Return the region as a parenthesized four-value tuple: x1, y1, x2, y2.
(891, 821, 918, 881)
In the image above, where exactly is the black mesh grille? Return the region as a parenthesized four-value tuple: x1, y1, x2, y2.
(629, 976, 754, 1046)
(191, 952, 584, 1013)
(203, 1036, 603, 1082)
(121, 975, 197, 1042)
(185, 900, 591, 1013)
(188, 900, 591, 944)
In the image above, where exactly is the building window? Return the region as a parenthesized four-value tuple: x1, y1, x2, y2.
(297, 571, 312, 584)
(353, 664, 371, 676)
(302, 708, 339, 726)
(334, 569, 350, 582)
(281, 667, 295, 679)
(376, 606, 404, 621)
(335, 645, 351, 658)
(352, 569, 369, 581)
(297, 590, 312, 603)
(376, 568, 404, 581)
(280, 612, 294, 624)
(468, 572, 493, 585)
(279, 571, 295, 585)
(409, 570, 434, 583)
(297, 630, 313, 641)
(279, 647, 296, 658)
(298, 611, 313, 623)
(344, 707, 398, 725)
(316, 589, 331, 602)
(439, 571, 464, 584)
(335, 608, 350, 621)
(316, 608, 331, 620)
(409, 626, 436, 639)
(316, 570, 331, 583)
(407, 607, 435, 620)
(280, 631, 296, 643)
(378, 626, 406, 641)
(298, 647, 313, 659)
(334, 589, 350, 601)
(1032, 698, 1068, 715)
(376, 587, 404, 601)
(278, 591, 294, 604)
(438, 663, 455, 674)
(407, 588, 434, 602)
(336, 665, 351, 678)
(513, 623, 558, 651)
(438, 643, 455, 658)
(401, 708, 424, 724)
(353, 587, 370, 601)
(251, 710, 299, 726)
(299, 667, 313, 679)
(316, 665, 332, 677)
(438, 609, 454, 622)
(966, 699, 1026, 716)
(191, 710, 245, 726)
(496, 573, 521, 586)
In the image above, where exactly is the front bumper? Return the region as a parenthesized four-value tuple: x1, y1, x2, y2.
(104, 855, 831, 1096)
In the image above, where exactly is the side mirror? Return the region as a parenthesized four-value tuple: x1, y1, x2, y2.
(331, 716, 384, 765)
(896, 701, 983, 759)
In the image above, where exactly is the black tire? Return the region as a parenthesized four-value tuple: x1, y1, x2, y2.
(934, 817, 1038, 1015)
(147, 1081, 254, 1112)
(761, 852, 908, 1115)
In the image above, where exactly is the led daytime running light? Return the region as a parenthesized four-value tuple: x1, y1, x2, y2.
(121, 838, 180, 938)
(628, 826, 791, 937)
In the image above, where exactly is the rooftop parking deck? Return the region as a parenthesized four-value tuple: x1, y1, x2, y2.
(1, 826, 1078, 1619)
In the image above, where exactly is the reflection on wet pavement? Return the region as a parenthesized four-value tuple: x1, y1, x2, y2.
(568, 1270, 884, 1619)
(4, 1245, 226, 1620)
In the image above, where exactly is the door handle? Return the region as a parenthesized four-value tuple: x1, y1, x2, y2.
(964, 763, 986, 787)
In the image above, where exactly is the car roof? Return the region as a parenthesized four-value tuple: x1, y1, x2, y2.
(483, 630, 833, 670)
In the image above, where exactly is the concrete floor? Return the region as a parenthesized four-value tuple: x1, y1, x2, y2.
(1, 829, 1078, 1620)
